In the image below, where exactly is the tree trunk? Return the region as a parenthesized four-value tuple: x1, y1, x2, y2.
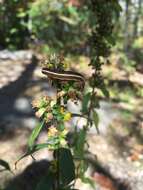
(132, 0, 142, 39)
(124, 0, 131, 52)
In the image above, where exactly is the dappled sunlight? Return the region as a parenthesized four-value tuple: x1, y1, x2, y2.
(0, 0, 143, 190)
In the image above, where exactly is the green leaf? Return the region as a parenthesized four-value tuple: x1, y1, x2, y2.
(59, 123, 65, 131)
(92, 111, 100, 134)
(82, 92, 91, 113)
(59, 15, 77, 25)
(37, 107, 46, 117)
(100, 85, 109, 98)
(15, 143, 50, 168)
(56, 148, 75, 186)
(81, 177, 95, 188)
(67, 5, 78, 17)
(36, 172, 55, 190)
(0, 159, 11, 172)
(74, 129, 86, 158)
(28, 121, 45, 149)
(113, 1, 122, 12)
(10, 28, 17, 34)
(79, 161, 94, 187)
(106, 35, 115, 46)
(17, 12, 27, 18)
(34, 143, 50, 150)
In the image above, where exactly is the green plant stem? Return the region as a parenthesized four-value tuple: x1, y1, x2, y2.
(87, 87, 95, 128)
(56, 148, 60, 190)
(53, 148, 60, 190)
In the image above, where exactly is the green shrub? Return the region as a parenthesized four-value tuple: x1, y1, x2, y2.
(29, 0, 90, 52)
(0, 0, 30, 49)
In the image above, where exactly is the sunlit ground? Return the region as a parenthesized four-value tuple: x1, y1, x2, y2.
(0, 51, 143, 190)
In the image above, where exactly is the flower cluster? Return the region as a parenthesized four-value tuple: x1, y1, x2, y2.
(32, 94, 72, 149)
(47, 126, 68, 149)
(32, 95, 56, 122)
(41, 53, 68, 71)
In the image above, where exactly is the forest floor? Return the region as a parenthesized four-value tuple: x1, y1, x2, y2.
(0, 52, 143, 190)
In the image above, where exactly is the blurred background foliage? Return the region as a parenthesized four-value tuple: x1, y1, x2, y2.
(0, 0, 143, 100)
(0, 0, 30, 49)
(0, 0, 91, 52)
(0, 1, 143, 189)
(28, 0, 90, 53)
(0, 0, 142, 55)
